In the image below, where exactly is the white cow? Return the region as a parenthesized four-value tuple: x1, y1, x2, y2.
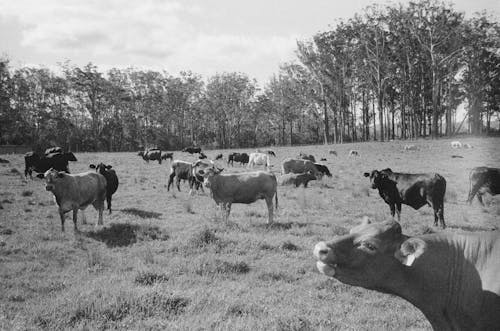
(451, 141, 462, 149)
(404, 144, 417, 151)
(247, 152, 271, 170)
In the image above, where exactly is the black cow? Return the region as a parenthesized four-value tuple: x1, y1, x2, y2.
(138, 148, 162, 164)
(89, 163, 119, 214)
(45, 146, 63, 155)
(215, 154, 223, 160)
(467, 167, 500, 205)
(299, 152, 316, 163)
(161, 152, 174, 161)
(314, 163, 332, 177)
(25, 151, 77, 179)
(182, 146, 202, 154)
(364, 168, 446, 228)
(227, 152, 249, 166)
(267, 150, 276, 157)
(199, 152, 208, 159)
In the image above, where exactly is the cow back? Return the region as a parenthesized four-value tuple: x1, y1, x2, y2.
(209, 171, 277, 204)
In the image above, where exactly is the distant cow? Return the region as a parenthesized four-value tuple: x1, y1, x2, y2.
(227, 152, 249, 166)
(215, 154, 223, 160)
(279, 172, 316, 188)
(248, 152, 271, 170)
(267, 150, 276, 157)
(89, 163, 119, 214)
(298, 152, 316, 163)
(182, 146, 202, 154)
(200, 167, 278, 223)
(314, 163, 332, 177)
(138, 148, 162, 164)
(329, 150, 337, 156)
(349, 150, 359, 156)
(44, 146, 63, 155)
(320, 158, 327, 161)
(198, 152, 208, 159)
(161, 152, 174, 161)
(404, 144, 417, 151)
(364, 168, 446, 228)
(451, 141, 462, 149)
(467, 167, 500, 206)
(281, 158, 321, 178)
(36, 169, 106, 232)
(25, 151, 77, 179)
(463, 143, 473, 149)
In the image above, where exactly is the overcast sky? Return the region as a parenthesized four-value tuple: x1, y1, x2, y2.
(1, 0, 498, 85)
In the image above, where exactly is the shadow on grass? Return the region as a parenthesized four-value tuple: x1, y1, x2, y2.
(120, 208, 162, 219)
(252, 221, 310, 231)
(447, 224, 497, 232)
(86, 223, 169, 248)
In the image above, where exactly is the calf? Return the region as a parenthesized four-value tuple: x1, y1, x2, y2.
(298, 152, 316, 163)
(281, 158, 321, 178)
(215, 153, 223, 160)
(314, 163, 332, 177)
(167, 160, 197, 192)
(200, 167, 278, 223)
(364, 168, 446, 228)
(329, 150, 337, 156)
(138, 148, 162, 164)
(467, 167, 500, 205)
(349, 150, 359, 156)
(161, 152, 173, 161)
(25, 151, 77, 179)
(227, 152, 249, 166)
(182, 146, 202, 154)
(248, 152, 271, 170)
(89, 163, 119, 214)
(279, 172, 316, 188)
(37, 169, 106, 232)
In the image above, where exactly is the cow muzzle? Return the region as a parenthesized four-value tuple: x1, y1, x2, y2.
(45, 184, 54, 191)
(314, 242, 337, 277)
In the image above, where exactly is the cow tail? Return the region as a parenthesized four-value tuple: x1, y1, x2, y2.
(275, 187, 279, 210)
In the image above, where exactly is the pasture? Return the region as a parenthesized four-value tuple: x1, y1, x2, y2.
(1, 137, 499, 330)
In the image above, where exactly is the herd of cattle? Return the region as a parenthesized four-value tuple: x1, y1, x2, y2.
(18, 142, 500, 330)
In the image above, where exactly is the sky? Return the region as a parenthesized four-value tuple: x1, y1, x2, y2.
(0, 0, 498, 85)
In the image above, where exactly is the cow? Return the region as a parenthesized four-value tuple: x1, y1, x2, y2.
(267, 150, 276, 157)
(248, 152, 271, 170)
(329, 150, 337, 156)
(281, 158, 321, 178)
(364, 168, 446, 228)
(161, 152, 174, 161)
(313, 218, 500, 331)
(89, 163, 119, 214)
(451, 141, 462, 149)
(463, 143, 473, 149)
(198, 152, 208, 159)
(404, 144, 417, 151)
(182, 146, 202, 154)
(320, 158, 327, 161)
(467, 167, 500, 206)
(24, 151, 77, 179)
(279, 172, 316, 188)
(167, 160, 203, 192)
(298, 152, 316, 163)
(36, 169, 106, 232)
(349, 150, 359, 156)
(189, 159, 215, 195)
(44, 146, 63, 155)
(199, 167, 278, 223)
(314, 163, 332, 177)
(227, 152, 249, 166)
(215, 154, 223, 160)
(138, 148, 162, 164)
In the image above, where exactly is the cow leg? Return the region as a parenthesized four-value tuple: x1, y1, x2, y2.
(467, 183, 482, 204)
(389, 204, 396, 219)
(266, 197, 274, 224)
(81, 209, 87, 224)
(72, 209, 79, 232)
(176, 177, 182, 192)
(226, 203, 232, 220)
(107, 195, 112, 214)
(477, 192, 485, 206)
(167, 173, 175, 191)
(396, 203, 402, 222)
(92, 200, 104, 226)
(59, 210, 66, 232)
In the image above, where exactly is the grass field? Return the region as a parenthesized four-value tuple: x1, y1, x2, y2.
(1, 137, 499, 330)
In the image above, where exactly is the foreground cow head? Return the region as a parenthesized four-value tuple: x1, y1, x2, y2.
(197, 166, 224, 188)
(313, 219, 426, 288)
(363, 168, 393, 189)
(89, 163, 112, 174)
(36, 168, 66, 191)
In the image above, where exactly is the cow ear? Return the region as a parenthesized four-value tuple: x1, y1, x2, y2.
(36, 173, 45, 179)
(363, 172, 370, 177)
(394, 238, 427, 267)
(89, 164, 96, 169)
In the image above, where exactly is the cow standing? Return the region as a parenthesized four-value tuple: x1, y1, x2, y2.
(161, 152, 174, 161)
(279, 172, 316, 188)
(89, 163, 119, 214)
(228, 152, 249, 166)
(138, 148, 162, 164)
(25, 151, 77, 179)
(247, 152, 271, 170)
(298, 152, 316, 163)
(37, 169, 106, 232)
(314, 163, 332, 177)
(314, 218, 500, 330)
(364, 168, 446, 228)
(200, 167, 278, 223)
(467, 167, 500, 205)
(281, 158, 321, 178)
(182, 146, 202, 154)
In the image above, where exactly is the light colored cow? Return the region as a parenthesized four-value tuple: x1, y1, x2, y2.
(451, 141, 462, 149)
(314, 218, 500, 330)
(37, 169, 106, 232)
(247, 152, 271, 170)
(200, 167, 278, 223)
(463, 143, 473, 149)
(404, 144, 417, 151)
(281, 158, 321, 178)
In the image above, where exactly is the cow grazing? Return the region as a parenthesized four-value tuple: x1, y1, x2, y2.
(329, 150, 337, 156)
(161, 152, 173, 161)
(45, 146, 63, 155)
(138, 148, 162, 164)
(279, 172, 316, 188)
(349, 150, 359, 156)
(89, 163, 119, 214)
(281, 158, 321, 178)
(314, 163, 332, 177)
(364, 168, 446, 228)
(314, 218, 500, 330)
(200, 167, 278, 223)
(248, 152, 271, 170)
(298, 152, 316, 163)
(36, 169, 106, 232)
(182, 146, 202, 154)
(467, 167, 500, 206)
(451, 141, 462, 149)
(215, 154, 223, 160)
(404, 144, 417, 151)
(198, 152, 208, 159)
(227, 152, 249, 166)
(25, 151, 77, 179)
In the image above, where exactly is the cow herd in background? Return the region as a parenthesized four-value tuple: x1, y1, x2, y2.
(15, 141, 500, 330)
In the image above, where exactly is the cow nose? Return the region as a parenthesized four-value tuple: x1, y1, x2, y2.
(313, 242, 330, 260)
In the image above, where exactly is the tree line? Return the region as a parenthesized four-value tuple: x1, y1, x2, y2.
(0, 0, 499, 152)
